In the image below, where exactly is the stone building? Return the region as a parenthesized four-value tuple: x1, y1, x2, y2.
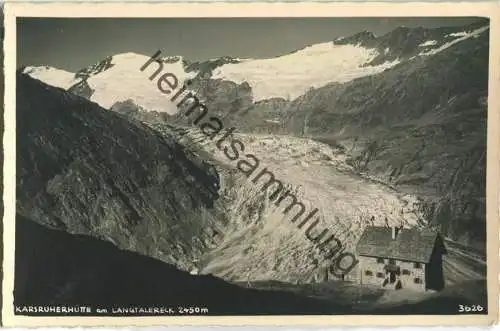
(356, 225, 447, 291)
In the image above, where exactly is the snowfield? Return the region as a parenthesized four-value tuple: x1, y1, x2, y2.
(23, 66, 79, 90)
(212, 43, 400, 101)
(87, 52, 197, 114)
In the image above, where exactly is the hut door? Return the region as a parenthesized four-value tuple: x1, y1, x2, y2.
(389, 271, 396, 284)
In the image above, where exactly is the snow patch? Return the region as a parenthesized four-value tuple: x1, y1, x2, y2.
(446, 31, 469, 38)
(420, 26, 489, 56)
(418, 40, 438, 47)
(212, 43, 400, 102)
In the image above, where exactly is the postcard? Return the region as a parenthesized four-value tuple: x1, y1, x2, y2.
(1, 1, 499, 327)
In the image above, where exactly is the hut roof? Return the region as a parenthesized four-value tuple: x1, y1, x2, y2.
(356, 226, 445, 263)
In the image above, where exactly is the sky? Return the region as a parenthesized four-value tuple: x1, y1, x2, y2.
(17, 17, 485, 71)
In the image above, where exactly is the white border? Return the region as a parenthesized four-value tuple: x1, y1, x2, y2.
(2, 2, 499, 327)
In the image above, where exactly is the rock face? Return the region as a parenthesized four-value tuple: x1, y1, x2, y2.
(184, 56, 241, 76)
(333, 20, 488, 65)
(284, 28, 489, 250)
(68, 55, 114, 99)
(74, 55, 115, 80)
(16, 73, 225, 271)
(68, 80, 94, 99)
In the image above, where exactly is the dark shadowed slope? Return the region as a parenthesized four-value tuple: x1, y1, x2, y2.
(14, 215, 351, 315)
(16, 72, 225, 272)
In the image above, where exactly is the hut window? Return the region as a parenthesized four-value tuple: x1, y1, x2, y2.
(413, 277, 422, 284)
(402, 269, 411, 275)
(388, 259, 396, 265)
(413, 262, 422, 269)
(376, 272, 384, 278)
(365, 270, 373, 276)
(376, 257, 384, 264)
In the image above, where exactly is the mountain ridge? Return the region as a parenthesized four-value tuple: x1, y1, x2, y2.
(22, 20, 489, 110)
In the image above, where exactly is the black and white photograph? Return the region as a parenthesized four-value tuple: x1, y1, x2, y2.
(2, 2, 499, 326)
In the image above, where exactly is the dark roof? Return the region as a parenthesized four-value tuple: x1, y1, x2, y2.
(356, 226, 444, 263)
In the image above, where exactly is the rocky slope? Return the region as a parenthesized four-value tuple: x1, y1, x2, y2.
(283, 26, 489, 250)
(333, 20, 489, 65)
(16, 73, 226, 272)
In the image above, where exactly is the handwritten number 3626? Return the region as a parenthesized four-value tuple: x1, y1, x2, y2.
(458, 304, 484, 312)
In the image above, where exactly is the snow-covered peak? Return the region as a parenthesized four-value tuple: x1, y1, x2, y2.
(86, 52, 197, 113)
(24, 52, 197, 114)
(212, 43, 399, 101)
(23, 66, 78, 90)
